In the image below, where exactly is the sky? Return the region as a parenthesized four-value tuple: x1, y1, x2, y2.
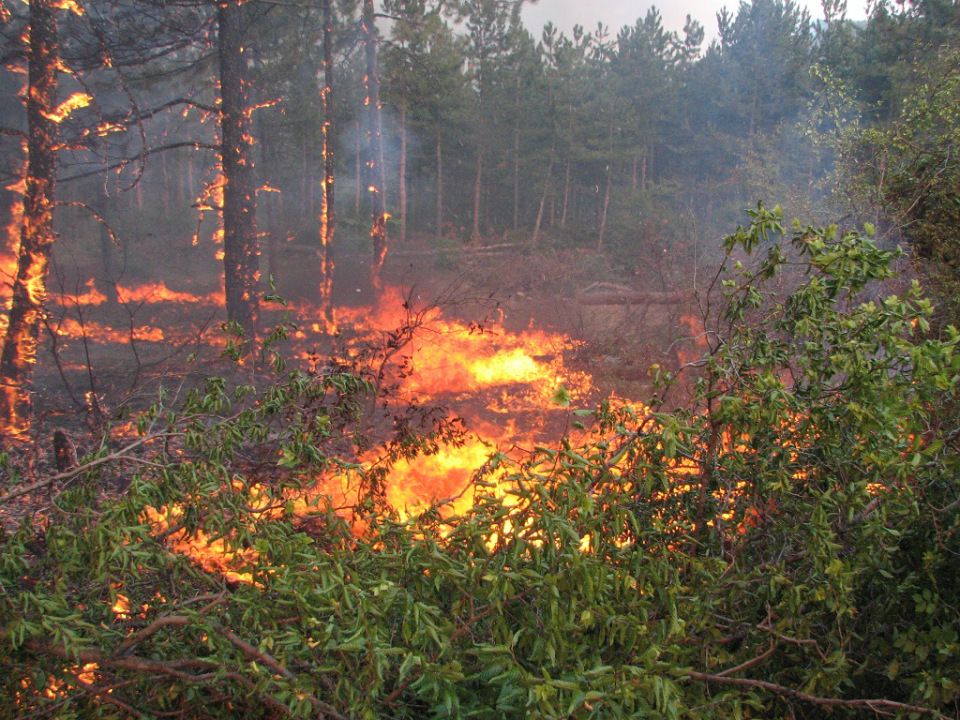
(521, 0, 872, 43)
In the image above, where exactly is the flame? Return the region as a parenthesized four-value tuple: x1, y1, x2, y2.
(384, 438, 509, 518)
(56, 317, 165, 343)
(54, 0, 84, 14)
(111, 592, 131, 619)
(64, 279, 107, 306)
(676, 313, 709, 366)
(41, 92, 92, 123)
(115, 281, 222, 306)
(143, 505, 255, 585)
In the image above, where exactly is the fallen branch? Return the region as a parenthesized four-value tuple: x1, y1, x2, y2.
(684, 669, 951, 718)
(578, 290, 694, 306)
(114, 616, 191, 656)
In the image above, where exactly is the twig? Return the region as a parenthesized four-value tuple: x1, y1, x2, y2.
(714, 640, 776, 677)
(114, 616, 191, 656)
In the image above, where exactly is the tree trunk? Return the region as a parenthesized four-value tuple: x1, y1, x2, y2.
(218, 0, 260, 344)
(641, 149, 647, 193)
(561, 155, 571, 229)
(187, 154, 195, 205)
(597, 164, 612, 250)
(0, 0, 59, 436)
(398, 103, 407, 243)
(362, 0, 387, 288)
(318, 0, 336, 332)
(96, 189, 118, 306)
(301, 136, 309, 221)
(532, 141, 555, 245)
(596, 120, 614, 251)
(512, 81, 521, 231)
(435, 132, 443, 243)
(251, 49, 277, 288)
(354, 119, 361, 217)
(472, 149, 483, 242)
(647, 144, 653, 188)
(161, 150, 170, 214)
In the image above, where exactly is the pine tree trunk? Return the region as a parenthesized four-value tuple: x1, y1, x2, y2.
(301, 137, 309, 221)
(252, 49, 276, 287)
(561, 156, 571, 229)
(218, 0, 259, 344)
(187, 155, 195, 205)
(362, 0, 387, 288)
(647, 144, 653, 188)
(513, 82, 521, 231)
(435, 132, 443, 243)
(96, 188, 118, 306)
(596, 119, 614, 251)
(318, 0, 336, 331)
(399, 103, 407, 243)
(532, 141, 555, 245)
(472, 150, 483, 242)
(0, 0, 59, 435)
(354, 120, 361, 217)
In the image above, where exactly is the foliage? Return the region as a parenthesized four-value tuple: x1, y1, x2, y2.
(844, 48, 960, 325)
(2, 207, 959, 718)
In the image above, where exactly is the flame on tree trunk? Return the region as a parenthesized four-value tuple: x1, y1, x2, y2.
(362, 0, 387, 288)
(0, 0, 59, 436)
(218, 0, 259, 345)
(318, 0, 336, 332)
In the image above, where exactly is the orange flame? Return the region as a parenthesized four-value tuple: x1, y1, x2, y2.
(41, 92, 92, 123)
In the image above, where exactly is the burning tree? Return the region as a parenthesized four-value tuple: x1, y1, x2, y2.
(362, 0, 388, 288)
(0, 0, 69, 436)
(318, 0, 336, 332)
(217, 0, 260, 345)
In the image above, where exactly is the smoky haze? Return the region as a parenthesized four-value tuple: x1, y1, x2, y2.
(521, 0, 870, 40)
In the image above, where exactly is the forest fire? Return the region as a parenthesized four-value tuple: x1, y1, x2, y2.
(118, 282, 629, 577)
(3, 0, 958, 714)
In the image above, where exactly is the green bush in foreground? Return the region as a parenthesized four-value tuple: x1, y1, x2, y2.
(2, 206, 959, 719)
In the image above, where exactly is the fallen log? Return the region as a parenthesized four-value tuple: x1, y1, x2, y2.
(578, 290, 694, 306)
